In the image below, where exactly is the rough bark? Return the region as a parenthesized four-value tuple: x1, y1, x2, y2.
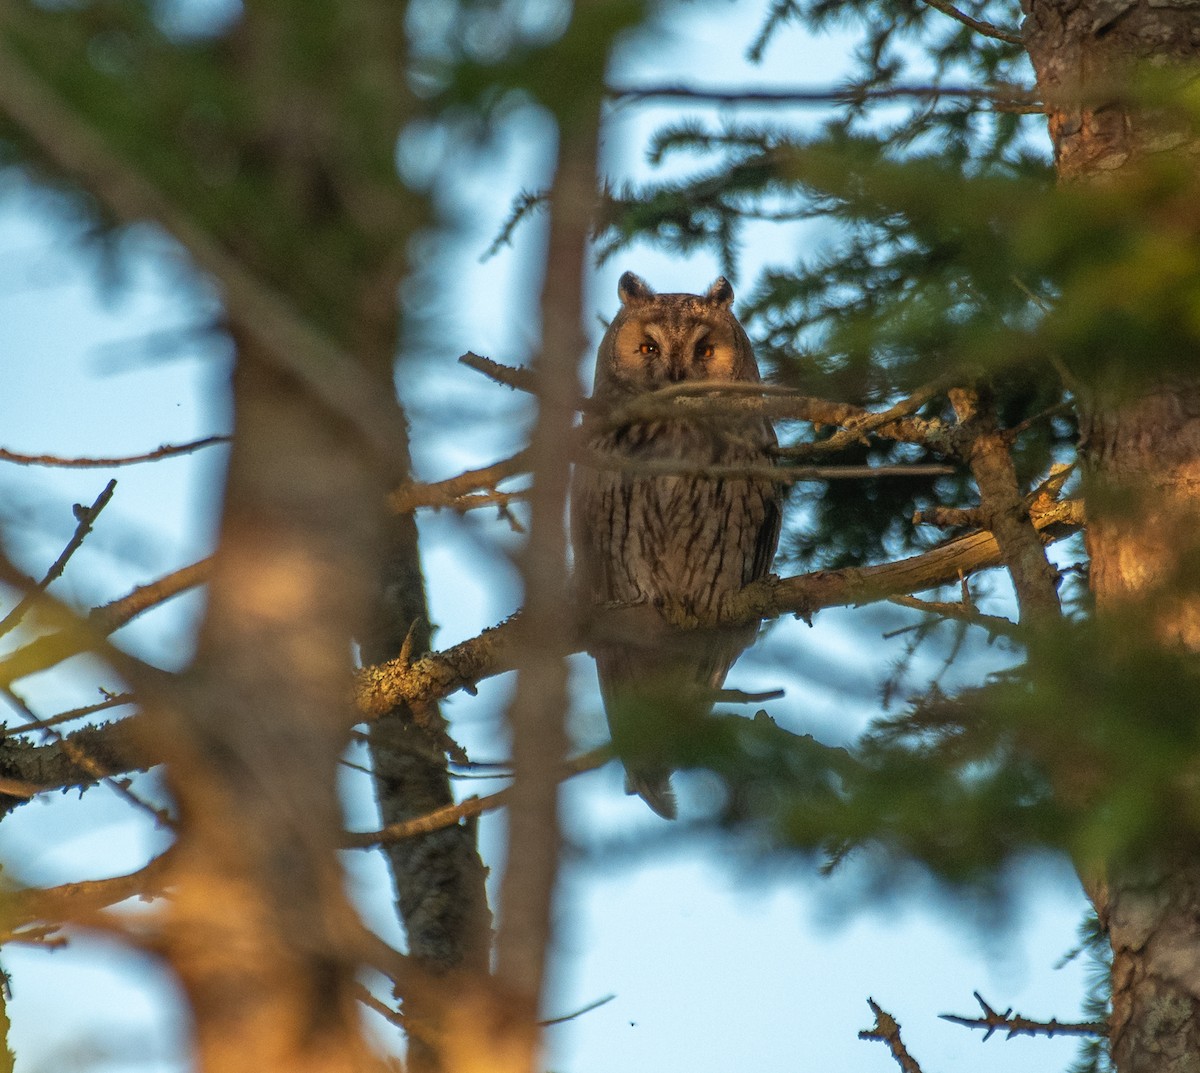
(1023, 1, 1200, 1068)
(360, 506, 494, 1073)
(1080, 386, 1200, 1073)
(1023, 0, 1200, 183)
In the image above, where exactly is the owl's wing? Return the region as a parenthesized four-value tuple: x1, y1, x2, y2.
(749, 490, 782, 584)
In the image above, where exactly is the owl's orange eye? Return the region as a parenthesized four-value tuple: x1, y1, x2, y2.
(697, 343, 715, 359)
(639, 341, 658, 355)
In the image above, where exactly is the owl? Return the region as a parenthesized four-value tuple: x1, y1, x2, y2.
(571, 272, 782, 818)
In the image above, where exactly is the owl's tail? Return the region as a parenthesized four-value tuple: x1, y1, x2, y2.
(625, 766, 677, 820)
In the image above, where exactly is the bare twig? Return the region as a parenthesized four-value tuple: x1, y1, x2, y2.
(0, 435, 229, 468)
(458, 351, 541, 397)
(0, 479, 117, 639)
(915, 0, 1024, 44)
(355, 983, 403, 1027)
(860, 998, 925, 1073)
(344, 749, 608, 848)
(949, 387, 1062, 623)
(0, 692, 135, 738)
(0, 691, 133, 744)
(447, 490, 529, 520)
(940, 991, 1108, 1040)
(888, 595, 1019, 638)
(389, 450, 529, 514)
(540, 993, 616, 1027)
(452, 356, 958, 454)
(606, 80, 1039, 110)
(796, 376, 958, 457)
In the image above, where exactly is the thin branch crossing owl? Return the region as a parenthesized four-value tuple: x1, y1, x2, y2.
(571, 272, 781, 818)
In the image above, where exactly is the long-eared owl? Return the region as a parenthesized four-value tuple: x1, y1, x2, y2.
(571, 272, 781, 818)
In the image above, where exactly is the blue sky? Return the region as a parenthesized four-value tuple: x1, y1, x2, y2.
(0, 2, 1094, 1071)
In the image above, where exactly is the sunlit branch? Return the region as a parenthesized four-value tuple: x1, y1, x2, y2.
(453, 355, 957, 452)
(949, 387, 1061, 622)
(0, 557, 211, 688)
(0, 435, 229, 468)
(458, 351, 541, 397)
(784, 375, 958, 457)
(940, 991, 1108, 1039)
(2, 847, 175, 945)
(354, 499, 1083, 717)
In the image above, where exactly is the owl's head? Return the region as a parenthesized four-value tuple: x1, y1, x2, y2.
(594, 271, 761, 395)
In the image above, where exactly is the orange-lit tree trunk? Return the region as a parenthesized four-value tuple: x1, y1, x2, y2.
(155, 340, 394, 1073)
(1024, 2, 1200, 1068)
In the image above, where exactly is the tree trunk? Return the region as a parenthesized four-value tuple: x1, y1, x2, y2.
(361, 505, 494, 1073)
(1024, 1, 1200, 1068)
(151, 340, 391, 1073)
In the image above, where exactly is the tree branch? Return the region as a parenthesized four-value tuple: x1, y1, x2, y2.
(859, 999, 925, 1073)
(0, 20, 407, 464)
(0, 435, 228, 468)
(605, 80, 1038, 109)
(343, 749, 608, 849)
(888, 595, 1020, 638)
(446, 355, 959, 455)
(389, 450, 530, 514)
(0, 478, 117, 639)
(355, 499, 1083, 717)
(949, 387, 1062, 623)
(0, 557, 211, 688)
(940, 991, 1108, 1039)
(458, 351, 542, 397)
(914, 0, 1024, 44)
(4, 847, 175, 943)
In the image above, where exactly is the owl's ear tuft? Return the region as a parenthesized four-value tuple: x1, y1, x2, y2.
(705, 277, 734, 309)
(618, 272, 655, 306)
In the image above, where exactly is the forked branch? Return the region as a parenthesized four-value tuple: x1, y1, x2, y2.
(860, 999, 925, 1073)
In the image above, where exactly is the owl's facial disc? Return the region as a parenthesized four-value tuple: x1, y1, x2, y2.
(613, 314, 738, 388)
